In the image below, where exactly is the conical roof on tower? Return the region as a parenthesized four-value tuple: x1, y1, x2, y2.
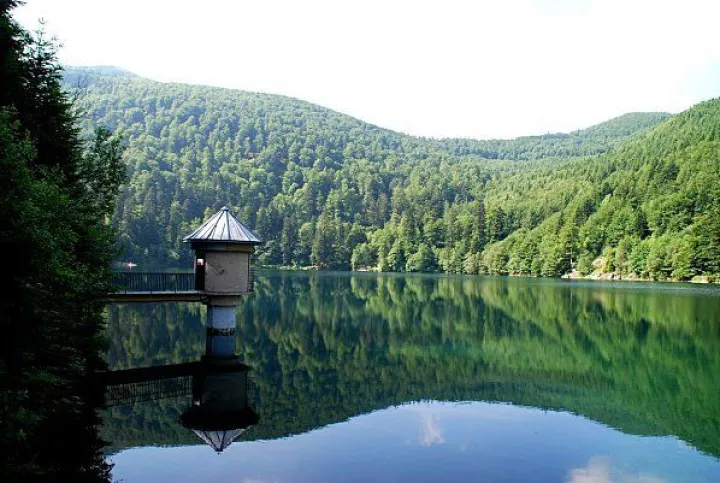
(183, 206, 262, 245)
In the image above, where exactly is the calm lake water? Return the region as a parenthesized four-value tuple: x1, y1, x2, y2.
(102, 271, 720, 482)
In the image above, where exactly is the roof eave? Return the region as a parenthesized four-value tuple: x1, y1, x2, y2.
(183, 238, 263, 245)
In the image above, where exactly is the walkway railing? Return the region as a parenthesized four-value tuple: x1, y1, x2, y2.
(112, 271, 196, 294)
(104, 376, 193, 407)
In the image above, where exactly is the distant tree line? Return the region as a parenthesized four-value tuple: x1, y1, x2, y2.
(64, 67, 720, 281)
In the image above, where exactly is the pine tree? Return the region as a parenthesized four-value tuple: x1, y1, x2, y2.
(470, 196, 486, 253)
(1, 5, 125, 479)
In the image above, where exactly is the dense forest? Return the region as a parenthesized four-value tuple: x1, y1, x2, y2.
(1, 5, 125, 483)
(102, 272, 720, 457)
(64, 66, 719, 281)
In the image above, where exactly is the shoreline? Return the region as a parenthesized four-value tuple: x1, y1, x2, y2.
(259, 265, 719, 284)
(560, 270, 718, 285)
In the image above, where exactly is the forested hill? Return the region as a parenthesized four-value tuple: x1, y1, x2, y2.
(64, 66, 720, 280)
(438, 112, 672, 160)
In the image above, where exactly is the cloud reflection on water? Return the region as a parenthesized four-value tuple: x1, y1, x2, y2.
(418, 412, 446, 447)
(568, 457, 665, 483)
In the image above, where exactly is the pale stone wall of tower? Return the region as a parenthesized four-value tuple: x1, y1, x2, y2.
(205, 251, 250, 295)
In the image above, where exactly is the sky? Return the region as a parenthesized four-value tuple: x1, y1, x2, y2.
(13, 0, 720, 140)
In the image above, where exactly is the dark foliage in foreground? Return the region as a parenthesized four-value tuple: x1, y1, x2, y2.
(0, 3, 124, 481)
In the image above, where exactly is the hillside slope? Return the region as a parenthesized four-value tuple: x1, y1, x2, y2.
(438, 111, 672, 160)
(65, 66, 503, 265)
(64, 66, 718, 279)
(474, 98, 720, 279)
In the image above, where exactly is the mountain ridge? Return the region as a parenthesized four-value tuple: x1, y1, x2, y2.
(61, 66, 719, 280)
(63, 65, 671, 145)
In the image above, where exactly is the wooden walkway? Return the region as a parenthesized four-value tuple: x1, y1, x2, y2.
(109, 271, 204, 302)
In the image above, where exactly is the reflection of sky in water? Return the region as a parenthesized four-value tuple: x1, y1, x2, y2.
(109, 401, 720, 483)
(569, 457, 665, 483)
(418, 412, 445, 447)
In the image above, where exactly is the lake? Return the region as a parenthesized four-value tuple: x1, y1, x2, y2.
(102, 271, 720, 482)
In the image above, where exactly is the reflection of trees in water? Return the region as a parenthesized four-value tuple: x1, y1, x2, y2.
(103, 273, 720, 456)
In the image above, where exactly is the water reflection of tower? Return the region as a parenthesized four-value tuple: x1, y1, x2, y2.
(100, 355, 260, 453)
(179, 359, 259, 453)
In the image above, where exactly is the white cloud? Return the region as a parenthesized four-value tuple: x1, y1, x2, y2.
(13, 0, 720, 139)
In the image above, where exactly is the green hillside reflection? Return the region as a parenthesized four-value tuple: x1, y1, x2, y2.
(102, 272, 720, 457)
